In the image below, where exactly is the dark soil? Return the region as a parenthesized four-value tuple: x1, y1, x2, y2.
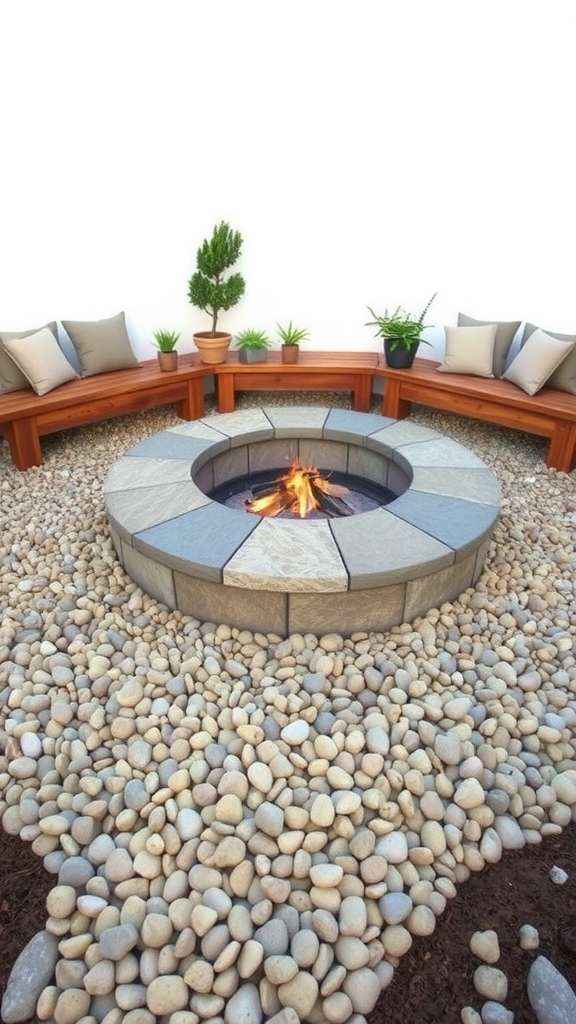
(0, 824, 575, 1024)
(369, 822, 576, 1024)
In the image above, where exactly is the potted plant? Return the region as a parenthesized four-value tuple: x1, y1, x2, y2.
(187, 221, 245, 364)
(235, 328, 272, 364)
(365, 292, 437, 368)
(152, 329, 180, 372)
(277, 321, 309, 364)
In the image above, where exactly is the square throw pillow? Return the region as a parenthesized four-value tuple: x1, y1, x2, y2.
(0, 327, 78, 396)
(521, 322, 576, 394)
(503, 328, 576, 396)
(437, 325, 497, 377)
(458, 313, 521, 377)
(61, 311, 139, 376)
(0, 321, 59, 392)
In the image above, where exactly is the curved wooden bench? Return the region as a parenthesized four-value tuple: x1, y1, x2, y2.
(0, 357, 211, 471)
(375, 356, 576, 473)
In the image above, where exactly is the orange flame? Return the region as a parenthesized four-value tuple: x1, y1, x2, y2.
(247, 461, 349, 518)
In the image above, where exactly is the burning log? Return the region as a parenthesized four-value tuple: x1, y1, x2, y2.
(309, 484, 354, 517)
(250, 480, 287, 498)
(246, 461, 354, 518)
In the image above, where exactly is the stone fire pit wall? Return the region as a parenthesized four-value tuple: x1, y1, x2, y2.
(104, 407, 501, 637)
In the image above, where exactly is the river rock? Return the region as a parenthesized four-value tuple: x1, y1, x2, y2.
(1, 931, 58, 1023)
(224, 982, 263, 1024)
(146, 975, 188, 1014)
(528, 955, 576, 1024)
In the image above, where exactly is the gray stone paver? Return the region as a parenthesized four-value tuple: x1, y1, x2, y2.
(388, 491, 500, 560)
(124, 431, 229, 461)
(224, 519, 348, 592)
(324, 408, 394, 443)
(167, 419, 235, 441)
(201, 407, 275, 443)
(329, 507, 454, 588)
(391, 437, 489, 469)
(367, 420, 443, 447)
(134, 503, 259, 582)
(106, 481, 210, 540)
(103, 456, 194, 492)
(263, 405, 328, 435)
(411, 467, 501, 506)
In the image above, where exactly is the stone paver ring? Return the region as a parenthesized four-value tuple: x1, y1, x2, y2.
(104, 407, 501, 636)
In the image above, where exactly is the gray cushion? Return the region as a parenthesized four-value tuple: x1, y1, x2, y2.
(62, 311, 139, 376)
(458, 313, 521, 377)
(437, 325, 497, 377)
(522, 322, 576, 394)
(0, 327, 78, 396)
(503, 328, 576, 396)
(0, 321, 59, 392)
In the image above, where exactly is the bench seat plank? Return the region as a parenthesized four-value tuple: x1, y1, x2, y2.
(214, 351, 377, 414)
(375, 357, 576, 473)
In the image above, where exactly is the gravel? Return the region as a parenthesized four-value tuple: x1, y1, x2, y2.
(0, 390, 575, 1024)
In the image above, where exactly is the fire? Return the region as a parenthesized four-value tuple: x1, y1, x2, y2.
(246, 461, 350, 518)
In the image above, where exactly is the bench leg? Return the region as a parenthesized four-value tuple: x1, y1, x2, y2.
(177, 378, 206, 420)
(382, 379, 411, 420)
(352, 375, 372, 413)
(215, 373, 236, 414)
(547, 423, 576, 473)
(5, 419, 43, 470)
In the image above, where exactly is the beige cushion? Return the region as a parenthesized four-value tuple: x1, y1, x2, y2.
(62, 311, 139, 376)
(437, 325, 497, 377)
(0, 321, 59, 392)
(503, 328, 576, 396)
(522, 322, 576, 394)
(458, 313, 521, 377)
(0, 327, 78, 396)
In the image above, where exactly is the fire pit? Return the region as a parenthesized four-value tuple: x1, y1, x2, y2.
(104, 407, 501, 636)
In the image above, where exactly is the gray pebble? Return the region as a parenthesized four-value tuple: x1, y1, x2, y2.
(1, 931, 58, 1024)
(528, 955, 576, 1024)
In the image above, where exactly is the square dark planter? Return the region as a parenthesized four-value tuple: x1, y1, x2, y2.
(238, 348, 269, 364)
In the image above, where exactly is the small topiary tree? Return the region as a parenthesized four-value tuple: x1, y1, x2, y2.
(188, 221, 245, 336)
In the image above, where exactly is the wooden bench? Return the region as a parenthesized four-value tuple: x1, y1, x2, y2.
(0, 356, 211, 471)
(375, 356, 576, 473)
(213, 350, 378, 414)
(4, 348, 574, 475)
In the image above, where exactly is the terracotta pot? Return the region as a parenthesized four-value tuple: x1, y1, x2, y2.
(281, 344, 299, 364)
(193, 331, 232, 365)
(383, 338, 419, 369)
(157, 351, 178, 372)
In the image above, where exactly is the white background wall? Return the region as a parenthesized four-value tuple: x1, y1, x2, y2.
(1, 0, 575, 360)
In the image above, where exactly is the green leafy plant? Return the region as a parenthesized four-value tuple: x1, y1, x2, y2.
(277, 321, 309, 347)
(365, 292, 437, 352)
(236, 328, 272, 350)
(188, 221, 245, 335)
(152, 329, 180, 353)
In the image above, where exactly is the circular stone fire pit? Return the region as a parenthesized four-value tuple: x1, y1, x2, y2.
(104, 407, 501, 636)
